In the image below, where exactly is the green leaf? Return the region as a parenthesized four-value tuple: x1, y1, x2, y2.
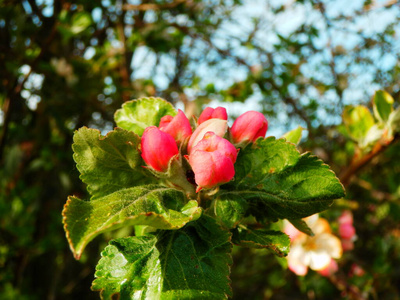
(373, 90, 394, 123)
(62, 185, 202, 259)
(114, 98, 177, 136)
(214, 195, 248, 228)
(343, 105, 375, 143)
(388, 107, 400, 137)
(72, 127, 151, 200)
(362, 124, 384, 148)
(232, 227, 290, 257)
(92, 215, 232, 299)
(70, 12, 92, 34)
(282, 126, 304, 145)
(287, 219, 314, 236)
(219, 137, 345, 220)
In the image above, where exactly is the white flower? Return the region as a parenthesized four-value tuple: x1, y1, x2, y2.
(285, 215, 342, 276)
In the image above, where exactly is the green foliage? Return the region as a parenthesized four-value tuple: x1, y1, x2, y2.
(217, 138, 345, 222)
(373, 90, 394, 123)
(287, 218, 314, 236)
(63, 186, 202, 259)
(92, 215, 232, 300)
(232, 227, 290, 257)
(2, 0, 400, 298)
(114, 98, 177, 136)
(343, 106, 375, 144)
(61, 98, 345, 298)
(72, 127, 150, 200)
(282, 126, 304, 145)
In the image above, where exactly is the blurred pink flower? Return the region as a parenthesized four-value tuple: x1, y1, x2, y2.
(285, 215, 342, 276)
(318, 259, 339, 277)
(338, 211, 357, 251)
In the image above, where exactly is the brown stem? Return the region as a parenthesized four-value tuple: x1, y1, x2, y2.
(339, 134, 399, 187)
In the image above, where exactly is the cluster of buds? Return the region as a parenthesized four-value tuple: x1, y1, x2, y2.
(140, 107, 268, 196)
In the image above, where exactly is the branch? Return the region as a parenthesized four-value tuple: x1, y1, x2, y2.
(339, 134, 400, 187)
(123, 0, 186, 11)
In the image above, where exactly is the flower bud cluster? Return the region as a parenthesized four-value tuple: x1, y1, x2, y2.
(140, 106, 268, 194)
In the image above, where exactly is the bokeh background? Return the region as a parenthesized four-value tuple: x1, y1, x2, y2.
(1, 0, 400, 299)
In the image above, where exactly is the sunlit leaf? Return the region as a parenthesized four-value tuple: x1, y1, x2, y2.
(72, 127, 151, 200)
(92, 216, 232, 299)
(114, 98, 177, 136)
(232, 227, 290, 257)
(219, 137, 345, 221)
(288, 218, 314, 236)
(282, 126, 304, 145)
(373, 90, 394, 123)
(343, 105, 375, 143)
(62, 185, 202, 259)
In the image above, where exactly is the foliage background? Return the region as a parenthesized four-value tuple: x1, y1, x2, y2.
(1, 0, 399, 299)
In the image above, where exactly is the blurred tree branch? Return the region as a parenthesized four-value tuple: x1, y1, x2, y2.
(340, 134, 400, 187)
(123, 0, 186, 11)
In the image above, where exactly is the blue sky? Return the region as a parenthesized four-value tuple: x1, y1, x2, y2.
(2, 0, 399, 138)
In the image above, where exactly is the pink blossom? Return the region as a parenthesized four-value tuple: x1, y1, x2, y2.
(284, 221, 302, 242)
(349, 263, 365, 277)
(141, 126, 179, 172)
(187, 132, 237, 192)
(341, 239, 354, 251)
(285, 216, 342, 276)
(339, 223, 356, 240)
(197, 107, 228, 124)
(338, 210, 353, 225)
(231, 111, 268, 144)
(187, 118, 228, 153)
(338, 211, 356, 251)
(159, 110, 192, 145)
(318, 259, 339, 277)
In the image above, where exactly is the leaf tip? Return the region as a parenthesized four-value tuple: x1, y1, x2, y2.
(62, 196, 82, 260)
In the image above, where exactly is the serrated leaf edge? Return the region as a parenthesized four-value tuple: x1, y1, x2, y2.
(233, 231, 290, 257)
(72, 126, 150, 200)
(113, 97, 177, 126)
(62, 195, 202, 260)
(253, 137, 345, 198)
(90, 218, 234, 299)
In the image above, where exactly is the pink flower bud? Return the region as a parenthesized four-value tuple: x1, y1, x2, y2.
(187, 118, 228, 153)
(197, 106, 228, 124)
(188, 132, 237, 191)
(231, 111, 268, 144)
(339, 223, 356, 240)
(141, 126, 179, 172)
(349, 264, 365, 277)
(338, 211, 353, 226)
(159, 110, 192, 145)
(341, 239, 354, 251)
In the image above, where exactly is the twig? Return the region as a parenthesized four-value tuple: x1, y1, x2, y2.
(123, 0, 186, 11)
(339, 134, 399, 187)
